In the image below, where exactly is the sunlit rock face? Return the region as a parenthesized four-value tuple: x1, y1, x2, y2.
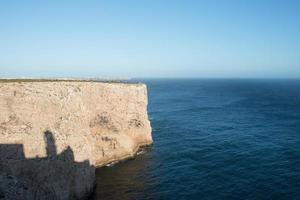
(0, 80, 152, 200)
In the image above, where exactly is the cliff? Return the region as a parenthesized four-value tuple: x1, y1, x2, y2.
(0, 80, 152, 200)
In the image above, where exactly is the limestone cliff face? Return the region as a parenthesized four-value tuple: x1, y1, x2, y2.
(0, 81, 152, 200)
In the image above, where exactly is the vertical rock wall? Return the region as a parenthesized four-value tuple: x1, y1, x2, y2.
(0, 81, 152, 200)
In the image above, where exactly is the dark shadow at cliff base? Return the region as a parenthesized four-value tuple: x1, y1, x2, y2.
(91, 147, 154, 200)
(0, 131, 95, 200)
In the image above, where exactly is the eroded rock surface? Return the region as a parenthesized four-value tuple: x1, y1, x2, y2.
(0, 81, 152, 200)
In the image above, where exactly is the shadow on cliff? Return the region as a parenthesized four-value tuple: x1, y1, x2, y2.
(0, 131, 95, 200)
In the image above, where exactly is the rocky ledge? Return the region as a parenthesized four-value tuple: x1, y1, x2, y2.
(0, 80, 152, 200)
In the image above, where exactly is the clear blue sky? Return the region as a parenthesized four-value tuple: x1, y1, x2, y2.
(1, 0, 299, 78)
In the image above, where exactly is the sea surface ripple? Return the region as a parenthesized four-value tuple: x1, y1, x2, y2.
(93, 79, 300, 200)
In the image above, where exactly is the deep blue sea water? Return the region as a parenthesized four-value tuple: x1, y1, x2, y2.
(93, 79, 300, 200)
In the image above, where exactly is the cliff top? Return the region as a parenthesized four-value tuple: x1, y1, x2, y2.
(0, 78, 143, 85)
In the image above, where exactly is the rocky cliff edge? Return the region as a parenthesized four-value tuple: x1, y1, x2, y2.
(0, 80, 153, 199)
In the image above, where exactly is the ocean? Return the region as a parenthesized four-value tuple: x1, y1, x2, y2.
(92, 79, 300, 200)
